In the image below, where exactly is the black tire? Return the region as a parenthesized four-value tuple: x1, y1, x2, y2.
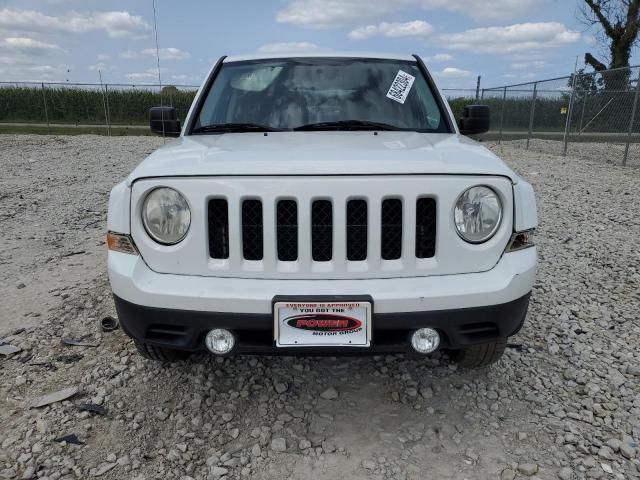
(133, 340, 190, 362)
(452, 338, 507, 368)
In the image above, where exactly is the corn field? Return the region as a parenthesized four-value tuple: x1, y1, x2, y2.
(0, 82, 197, 130)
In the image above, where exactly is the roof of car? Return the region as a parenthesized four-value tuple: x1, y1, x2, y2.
(223, 52, 417, 63)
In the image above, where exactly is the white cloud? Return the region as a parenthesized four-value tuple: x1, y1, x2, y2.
(121, 48, 190, 61)
(88, 62, 117, 72)
(97, 54, 110, 62)
(170, 74, 200, 84)
(0, 37, 62, 55)
(0, 8, 151, 39)
(439, 22, 580, 54)
(119, 50, 138, 59)
(349, 21, 433, 40)
(141, 47, 191, 60)
(504, 72, 537, 80)
(126, 70, 158, 81)
(423, 53, 453, 62)
(91, 11, 151, 39)
(257, 42, 327, 53)
(125, 68, 167, 82)
(0, 36, 66, 81)
(437, 67, 474, 78)
(276, 0, 535, 28)
(511, 60, 546, 70)
(126, 72, 156, 81)
(0, 61, 68, 82)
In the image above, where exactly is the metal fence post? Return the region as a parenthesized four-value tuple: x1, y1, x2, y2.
(475, 75, 481, 101)
(104, 84, 112, 136)
(98, 71, 111, 137)
(498, 86, 507, 144)
(41, 83, 50, 135)
(623, 68, 640, 166)
(577, 95, 588, 140)
(526, 82, 538, 150)
(562, 72, 578, 156)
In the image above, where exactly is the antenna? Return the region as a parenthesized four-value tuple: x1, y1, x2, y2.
(152, 0, 165, 142)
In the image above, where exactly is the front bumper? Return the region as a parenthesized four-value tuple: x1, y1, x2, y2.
(114, 293, 530, 354)
(108, 247, 536, 353)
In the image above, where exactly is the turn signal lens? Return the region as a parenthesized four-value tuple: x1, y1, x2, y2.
(506, 229, 535, 252)
(107, 232, 138, 255)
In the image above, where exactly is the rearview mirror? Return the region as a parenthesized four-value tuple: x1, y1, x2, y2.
(459, 105, 490, 136)
(150, 106, 181, 137)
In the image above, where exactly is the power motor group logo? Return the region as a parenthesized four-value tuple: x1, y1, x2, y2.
(284, 313, 363, 336)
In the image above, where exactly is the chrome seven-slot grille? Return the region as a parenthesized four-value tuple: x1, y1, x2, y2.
(207, 197, 436, 262)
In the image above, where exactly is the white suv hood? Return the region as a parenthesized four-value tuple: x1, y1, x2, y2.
(127, 131, 516, 183)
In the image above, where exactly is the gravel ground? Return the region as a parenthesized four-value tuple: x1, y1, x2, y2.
(1, 135, 639, 480)
(501, 138, 640, 168)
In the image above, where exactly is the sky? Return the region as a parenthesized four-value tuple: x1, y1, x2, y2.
(0, 0, 630, 90)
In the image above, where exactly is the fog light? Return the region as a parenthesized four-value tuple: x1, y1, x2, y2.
(205, 329, 235, 355)
(411, 328, 440, 354)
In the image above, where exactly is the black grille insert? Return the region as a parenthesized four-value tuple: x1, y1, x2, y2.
(459, 322, 499, 342)
(346, 200, 367, 261)
(208, 199, 229, 259)
(415, 198, 437, 258)
(312, 200, 333, 261)
(242, 199, 263, 260)
(381, 199, 403, 260)
(277, 200, 298, 261)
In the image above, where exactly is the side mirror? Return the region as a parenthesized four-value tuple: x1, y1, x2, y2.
(459, 105, 490, 136)
(150, 106, 181, 137)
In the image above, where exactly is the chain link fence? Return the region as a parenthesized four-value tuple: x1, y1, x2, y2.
(481, 65, 640, 166)
(442, 88, 479, 121)
(0, 82, 198, 135)
(3, 71, 640, 166)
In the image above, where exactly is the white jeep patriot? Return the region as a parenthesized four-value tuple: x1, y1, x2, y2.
(107, 53, 537, 368)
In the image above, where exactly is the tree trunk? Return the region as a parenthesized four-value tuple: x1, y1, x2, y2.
(581, 0, 640, 90)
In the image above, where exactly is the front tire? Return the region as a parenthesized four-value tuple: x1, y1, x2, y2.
(452, 338, 507, 368)
(133, 340, 190, 362)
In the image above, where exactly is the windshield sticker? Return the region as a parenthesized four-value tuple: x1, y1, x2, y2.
(386, 70, 415, 104)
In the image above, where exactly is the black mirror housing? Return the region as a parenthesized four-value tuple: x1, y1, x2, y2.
(459, 105, 490, 136)
(150, 106, 181, 137)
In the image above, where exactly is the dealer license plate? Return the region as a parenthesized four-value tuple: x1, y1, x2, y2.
(274, 300, 372, 347)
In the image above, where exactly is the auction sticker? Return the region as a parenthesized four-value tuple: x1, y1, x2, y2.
(274, 301, 371, 347)
(386, 70, 415, 104)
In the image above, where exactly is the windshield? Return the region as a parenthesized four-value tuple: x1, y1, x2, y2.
(193, 58, 451, 133)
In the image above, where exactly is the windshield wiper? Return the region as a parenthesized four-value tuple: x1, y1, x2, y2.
(294, 120, 402, 131)
(192, 123, 283, 133)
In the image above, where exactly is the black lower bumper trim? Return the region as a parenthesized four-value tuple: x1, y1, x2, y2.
(113, 293, 530, 354)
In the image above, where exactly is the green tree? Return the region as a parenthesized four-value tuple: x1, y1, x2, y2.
(580, 0, 640, 89)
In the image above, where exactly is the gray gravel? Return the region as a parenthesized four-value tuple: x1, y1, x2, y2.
(502, 137, 640, 168)
(1, 135, 640, 480)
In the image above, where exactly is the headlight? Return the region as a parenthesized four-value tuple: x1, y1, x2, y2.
(142, 187, 191, 245)
(454, 186, 502, 243)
